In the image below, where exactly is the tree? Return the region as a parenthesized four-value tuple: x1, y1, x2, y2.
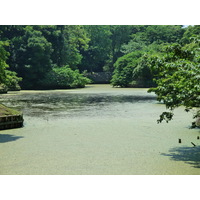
(31, 25, 89, 69)
(4, 70, 22, 91)
(0, 40, 22, 91)
(120, 33, 148, 54)
(148, 41, 200, 125)
(0, 25, 190, 90)
(0, 25, 26, 72)
(109, 25, 133, 69)
(0, 41, 9, 84)
(181, 25, 200, 44)
(111, 51, 143, 87)
(112, 40, 164, 88)
(79, 25, 112, 72)
(0, 25, 90, 89)
(145, 25, 184, 44)
(16, 26, 53, 89)
(55, 25, 89, 69)
(133, 54, 156, 87)
(121, 25, 185, 55)
(40, 65, 91, 89)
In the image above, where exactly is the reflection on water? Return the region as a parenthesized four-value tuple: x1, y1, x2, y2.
(0, 90, 156, 119)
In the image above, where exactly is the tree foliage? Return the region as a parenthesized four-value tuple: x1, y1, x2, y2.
(79, 25, 112, 72)
(0, 25, 90, 89)
(111, 25, 185, 88)
(40, 66, 91, 89)
(0, 41, 9, 84)
(0, 25, 196, 92)
(0, 40, 21, 92)
(111, 51, 143, 87)
(148, 40, 200, 124)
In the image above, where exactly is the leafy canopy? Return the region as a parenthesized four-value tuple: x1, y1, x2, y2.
(148, 40, 200, 123)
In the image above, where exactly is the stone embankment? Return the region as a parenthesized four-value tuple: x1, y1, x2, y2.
(0, 104, 23, 130)
(85, 72, 112, 84)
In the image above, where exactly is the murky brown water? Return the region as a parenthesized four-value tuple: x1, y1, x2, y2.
(0, 84, 199, 174)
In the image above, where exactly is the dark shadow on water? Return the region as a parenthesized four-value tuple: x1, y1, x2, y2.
(161, 146, 200, 168)
(0, 134, 24, 143)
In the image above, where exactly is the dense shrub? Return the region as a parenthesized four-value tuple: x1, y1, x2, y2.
(0, 84, 8, 94)
(111, 51, 143, 87)
(40, 66, 91, 89)
(5, 70, 22, 91)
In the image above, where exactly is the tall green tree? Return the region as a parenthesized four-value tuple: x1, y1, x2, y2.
(31, 25, 89, 69)
(79, 25, 112, 72)
(15, 26, 53, 89)
(0, 25, 26, 72)
(109, 25, 133, 69)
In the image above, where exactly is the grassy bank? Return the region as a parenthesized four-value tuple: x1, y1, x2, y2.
(0, 104, 21, 116)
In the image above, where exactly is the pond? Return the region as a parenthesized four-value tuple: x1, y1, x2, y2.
(0, 84, 199, 174)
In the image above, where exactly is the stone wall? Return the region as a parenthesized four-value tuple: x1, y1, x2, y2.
(85, 72, 112, 84)
(0, 115, 24, 130)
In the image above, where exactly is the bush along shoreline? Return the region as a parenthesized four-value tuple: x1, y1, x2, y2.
(0, 84, 8, 94)
(38, 66, 91, 90)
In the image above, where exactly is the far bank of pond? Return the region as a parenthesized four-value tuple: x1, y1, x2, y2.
(0, 84, 199, 175)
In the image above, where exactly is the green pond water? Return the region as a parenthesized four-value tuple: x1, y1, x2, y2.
(0, 84, 199, 174)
